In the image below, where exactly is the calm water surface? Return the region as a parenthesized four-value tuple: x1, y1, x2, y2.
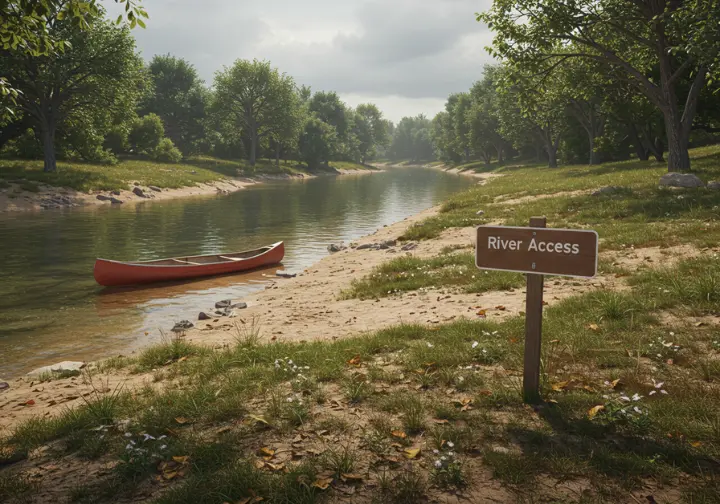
(0, 168, 473, 377)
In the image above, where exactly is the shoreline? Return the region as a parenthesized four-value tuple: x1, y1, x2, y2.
(0, 166, 382, 213)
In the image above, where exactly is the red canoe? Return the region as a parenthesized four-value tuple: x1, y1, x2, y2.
(94, 242, 285, 287)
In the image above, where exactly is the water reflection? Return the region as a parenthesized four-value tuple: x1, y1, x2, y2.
(0, 168, 473, 376)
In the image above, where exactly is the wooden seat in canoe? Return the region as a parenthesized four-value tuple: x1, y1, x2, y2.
(219, 256, 243, 261)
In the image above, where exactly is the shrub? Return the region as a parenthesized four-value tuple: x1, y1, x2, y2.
(151, 138, 183, 163)
(129, 114, 164, 154)
(104, 124, 130, 154)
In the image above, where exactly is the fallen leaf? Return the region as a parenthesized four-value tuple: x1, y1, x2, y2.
(403, 447, 421, 459)
(551, 381, 570, 392)
(587, 405, 605, 419)
(257, 447, 275, 458)
(495, 305, 506, 311)
(547, 399, 559, 404)
(23, 399, 35, 406)
(549, 339, 560, 344)
(236, 498, 252, 504)
(542, 301, 549, 306)
(582, 385, 596, 393)
(174, 417, 190, 425)
(265, 462, 285, 471)
(509, 338, 518, 344)
(312, 477, 333, 490)
(586, 323, 600, 332)
(432, 418, 449, 424)
(694, 321, 706, 327)
(246, 414, 270, 426)
(690, 441, 702, 448)
(178, 356, 188, 362)
(254, 460, 266, 470)
(347, 355, 362, 366)
(476, 309, 487, 318)
(163, 470, 178, 480)
(341, 473, 364, 483)
(478, 389, 493, 396)
(172, 456, 190, 464)
(391, 430, 407, 439)
(611, 379, 622, 389)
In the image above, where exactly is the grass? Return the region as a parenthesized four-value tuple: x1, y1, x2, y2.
(0, 155, 375, 193)
(342, 252, 524, 299)
(400, 144, 720, 249)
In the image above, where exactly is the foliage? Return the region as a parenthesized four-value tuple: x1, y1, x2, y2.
(150, 137, 183, 163)
(390, 115, 434, 162)
(298, 114, 337, 169)
(129, 113, 164, 154)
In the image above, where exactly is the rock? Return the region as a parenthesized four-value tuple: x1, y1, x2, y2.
(659, 172, 704, 188)
(96, 194, 113, 201)
(27, 361, 86, 377)
(133, 182, 140, 186)
(708, 181, 720, 190)
(198, 312, 213, 321)
(148, 185, 162, 192)
(171, 320, 194, 333)
(327, 243, 346, 253)
(215, 299, 232, 309)
(110, 197, 123, 204)
(401, 242, 418, 251)
(231, 302, 247, 310)
(381, 239, 397, 247)
(476, 210, 485, 215)
(111, 190, 121, 196)
(356, 243, 375, 250)
(0, 382, 9, 392)
(276, 271, 297, 278)
(592, 186, 625, 196)
(132, 186, 147, 197)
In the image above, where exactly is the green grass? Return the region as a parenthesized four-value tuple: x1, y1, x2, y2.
(342, 252, 524, 299)
(0, 155, 376, 193)
(401, 144, 720, 248)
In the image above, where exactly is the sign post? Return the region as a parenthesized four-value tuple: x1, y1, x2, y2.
(475, 217, 598, 404)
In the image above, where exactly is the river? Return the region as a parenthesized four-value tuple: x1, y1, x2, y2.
(0, 167, 474, 378)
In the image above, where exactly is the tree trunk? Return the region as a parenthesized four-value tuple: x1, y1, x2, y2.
(249, 125, 258, 166)
(275, 140, 280, 168)
(628, 124, 649, 161)
(41, 122, 57, 173)
(494, 143, 504, 164)
(464, 147, 469, 163)
(547, 147, 558, 168)
(664, 113, 690, 172)
(588, 133, 596, 165)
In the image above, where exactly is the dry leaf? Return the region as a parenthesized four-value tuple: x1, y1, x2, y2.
(312, 477, 333, 490)
(477, 309, 487, 318)
(174, 417, 190, 425)
(611, 379, 622, 389)
(587, 405, 605, 419)
(341, 473, 364, 483)
(247, 414, 269, 426)
(391, 430, 407, 439)
(178, 356, 188, 362)
(254, 460, 266, 470)
(586, 323, 600, 332)
(694, 321, 706, 327)
(163, 470, 178, 480)
(265, 462, 285, 471)
(172, 455, 190, 464)
(24, 400, 35, 406)
(551, 381, 570, 392)
(495, 305, 506, 311)
(432, 418, 449, 424)
(258, 447, 275, 458)
(478, 389, 493, 396)
(690, 441, 702, 448)
(547, 399, 559, 404)
(347, 355, 362, 366)
(403, 447, 421, 459)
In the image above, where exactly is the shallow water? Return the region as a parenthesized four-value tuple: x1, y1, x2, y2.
(0, 167, 474, 377)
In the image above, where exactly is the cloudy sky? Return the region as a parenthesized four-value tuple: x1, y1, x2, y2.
(107, 0, 496, 123)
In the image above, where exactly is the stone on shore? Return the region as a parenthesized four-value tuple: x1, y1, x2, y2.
(149, 185, 162, 192)
(96, 194, 113, 201)
(231, 302, 248, 309)
(111, 190, 121, 196)
(0, 382, 9, 391)
(172, 320, 194, 332)
(198, 312, 213, 320)
(276, 271, 297, 278)
(356, 243, 375, 250)
(27, 361, 86, 377)
(215, 299, 232, 309)
(401, 242, 418, 251)
(327, 243, 346, 253)
(110, 197, 123, 204)
(659, 173, 704, 188)
(132, 186, 147, 197)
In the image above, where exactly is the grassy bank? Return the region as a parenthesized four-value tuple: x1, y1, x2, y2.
(402, 145, 720, 249)
(0, 157, 372, 193)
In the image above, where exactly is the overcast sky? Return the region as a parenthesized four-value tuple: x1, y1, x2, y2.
(107, 0, 495, 123)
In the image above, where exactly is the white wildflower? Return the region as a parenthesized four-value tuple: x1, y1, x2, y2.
(620, 395, 631, 402)
(160, 445, 167, 450)
(427, 342, 434, 348)
(433, 449, 439, 454)
(633, 406, 642, 414)
(124, 432, 132, 438)
(660, 389, 668, 395)
(446, 441, 454, 448)
(441, 456, 447, 461)
(472, 341, 479, 349)
(286, 397, 294, 402)
(632, 393, 642, 401)
(142, 434, 156, 442)
(649, 391, 656, 396)
(434, 460, 443, 468)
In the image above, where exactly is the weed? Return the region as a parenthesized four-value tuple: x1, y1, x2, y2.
(430, 443, 465, 488)
(389, 467, 427, 503)
(0, 471, 34, 503)
(234, 316, 263, 347)
(137, 333, 206, 370)
(343, 375, 373, 403)
(325, 445, 356, 476)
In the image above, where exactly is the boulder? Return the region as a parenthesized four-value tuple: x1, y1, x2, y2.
(27, 361, 85, 377)
(171, 320, 194, 332)
(231, 302, 248, 310)
(96, 194, 113, 201)
(215, 299, 232, 309)
(592, 186, 626, 196)
(659, 172, 704, 188)
(356, 243, 375, 250)
(132, 186, 147, 198)
(708, 181, 720, 191)
(111, 190, 121, 196)
(327, 243, 346, 253)
(276, 271, 297, 278)
(198, 312, 213, 321)
(110, 197, 123, 204)
(401, 242, 418, 251)
(476, 210, 485, 216)
(149, 185, 162, 192)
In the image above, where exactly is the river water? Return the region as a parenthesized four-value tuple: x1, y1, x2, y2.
(0, 167, 474, 377)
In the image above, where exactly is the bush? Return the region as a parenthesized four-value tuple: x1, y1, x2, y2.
(3, 129, 42, 159)
(129, 114, 164, 154)
(151, 138, 183, 163)
(104, 124, 130, 154)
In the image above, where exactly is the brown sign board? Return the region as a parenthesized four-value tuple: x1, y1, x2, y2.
(476, 225, 598, 278)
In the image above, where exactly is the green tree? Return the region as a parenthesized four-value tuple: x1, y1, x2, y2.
(299, 114, 337, 169)
(141, 54, 209, 155)
(0, 13, 145, 171)
(391, 115, 434, 162)
(354, 103, 389, 164)
(479, 0, 720, 172)
(213, 59, 297, 166)
(128, 113, 164, 153)
(466, 65, 508, 164)
(452, 93, 473, 162)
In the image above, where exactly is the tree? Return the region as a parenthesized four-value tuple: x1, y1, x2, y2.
(141, 55, 209, 155)
(1, 0, 147, 118)
(452, 93, 473, 162)
(1, 13, 145, 171)
(391, 115, 434, 162)
(299, 114, 337, 169)
(128, 113, 164, 153)
(467, 65, 508, 164)
(479, 0, 720, 172)
(213, 59, 297, 166)
(354, 103, 389, 164)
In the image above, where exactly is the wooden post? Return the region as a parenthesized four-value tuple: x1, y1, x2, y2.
(523, 216, 546, 403)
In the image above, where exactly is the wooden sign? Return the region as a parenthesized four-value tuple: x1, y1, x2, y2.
(474, 217, 598, 404)
(475, 225, 598, 278)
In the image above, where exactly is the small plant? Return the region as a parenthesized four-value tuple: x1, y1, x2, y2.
(325, 445, 355, 476)
(234, 316, 263, 347)
(643, 334, 682, 363)
(116, 431, 171, 482)
(401, 398, 425, 434)
(343, 375, 373, 403)
(283, 394, 311, 427)
(0, 470, 34, 503)
(390, 467, 427, 503)
(431, 441, 465, 488)
(590, 392, 651, 433)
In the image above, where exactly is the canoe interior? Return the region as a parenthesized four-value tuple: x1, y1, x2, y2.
(130, 246, 273, 266)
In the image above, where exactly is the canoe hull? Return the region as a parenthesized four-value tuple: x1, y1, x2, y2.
(94, 242, 285, 287)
